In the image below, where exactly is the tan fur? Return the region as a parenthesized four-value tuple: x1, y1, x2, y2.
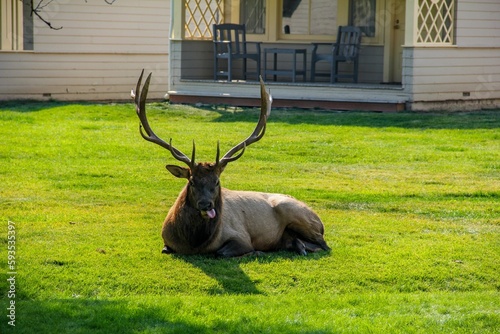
(162, 187, 329, 257)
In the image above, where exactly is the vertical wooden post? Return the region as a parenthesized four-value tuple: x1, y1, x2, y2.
(170, 0, 185, 41)
(0, 0, 24, 50)
(405, 0, 417, 46)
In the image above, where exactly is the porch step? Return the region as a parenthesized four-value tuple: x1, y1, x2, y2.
(168, 80, 408, 112)
(168, 94, 406, 112)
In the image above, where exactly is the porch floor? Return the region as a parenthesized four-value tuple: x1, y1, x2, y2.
(168, 79, 409, 112)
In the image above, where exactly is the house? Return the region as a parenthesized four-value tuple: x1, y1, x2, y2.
(1, 0, 499, 111)
(0, 0, 170, 100)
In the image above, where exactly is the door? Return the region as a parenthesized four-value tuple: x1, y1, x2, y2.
(390, 0, 405, 84)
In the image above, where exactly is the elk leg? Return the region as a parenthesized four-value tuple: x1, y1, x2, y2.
(216, 239, 255, 258)
(282, 225, 330, 253)
(302, 240, 327, 253)
(286, 217, 330, 252)
(290, 237, 327, 254)
(272, 197, 330, 252)
(280, 229, 307, 255)
(292, 238, 308, 256)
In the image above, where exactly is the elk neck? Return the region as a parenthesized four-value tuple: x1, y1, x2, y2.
(172, 163, 223, 250)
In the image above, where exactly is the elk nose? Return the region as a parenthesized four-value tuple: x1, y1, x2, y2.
(197, 201, 212, 211)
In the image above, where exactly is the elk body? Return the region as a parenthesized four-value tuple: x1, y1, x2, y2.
(132, 71, 330, 257)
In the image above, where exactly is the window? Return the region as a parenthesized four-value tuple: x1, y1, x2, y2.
(349, 0, 376, 37)
(281, 0, 337, 36)
(22, 0, 34, 50)
(416, 0, 455, 45)
(240, 0, 266, 34)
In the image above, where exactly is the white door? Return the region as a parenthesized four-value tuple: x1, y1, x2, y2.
(390, 0, 406, 83)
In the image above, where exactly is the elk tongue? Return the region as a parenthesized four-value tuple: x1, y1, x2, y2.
(206, 209, 216, 219)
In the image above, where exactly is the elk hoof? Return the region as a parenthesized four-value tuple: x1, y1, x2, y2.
(162, 246, 174, 254)
(293, 238, 308, 256)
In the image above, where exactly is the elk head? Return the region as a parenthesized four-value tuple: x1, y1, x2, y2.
(131, 70, 272, 219)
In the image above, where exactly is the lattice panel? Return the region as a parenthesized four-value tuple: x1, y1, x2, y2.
(185, 0, 224, 40)
(416, 0, 455, 45)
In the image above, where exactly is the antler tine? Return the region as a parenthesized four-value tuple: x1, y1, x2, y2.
(132, 70, 194, 168)
(218, 77, 272, 167)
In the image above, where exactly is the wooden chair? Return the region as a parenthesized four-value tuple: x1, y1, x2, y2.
(213, 23, 261, 82)
(311, 26, 362, 83)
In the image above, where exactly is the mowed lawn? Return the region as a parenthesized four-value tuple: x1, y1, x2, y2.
(0, 100, 499, 333)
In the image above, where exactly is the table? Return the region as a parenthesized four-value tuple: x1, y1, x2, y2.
(263, 48, 307, 82)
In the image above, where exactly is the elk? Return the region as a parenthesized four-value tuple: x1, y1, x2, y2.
(132, 71, 330, 257)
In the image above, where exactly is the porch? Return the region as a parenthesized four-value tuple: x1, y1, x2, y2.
(168, 79, 408, 112)
(169, 0, 410, 111)
(168, 39, 409, 112)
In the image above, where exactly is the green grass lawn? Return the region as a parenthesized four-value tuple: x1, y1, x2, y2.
(0, 101, 499, 333)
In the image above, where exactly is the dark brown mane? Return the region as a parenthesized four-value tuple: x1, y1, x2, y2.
(163, 166, 223, 254)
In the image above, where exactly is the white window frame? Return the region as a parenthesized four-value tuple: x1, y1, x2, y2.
(414, 0, 455, 46)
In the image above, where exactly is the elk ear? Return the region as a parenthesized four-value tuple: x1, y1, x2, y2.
(166, 165, 190, 179)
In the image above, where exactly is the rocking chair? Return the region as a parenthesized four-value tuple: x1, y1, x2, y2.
(311, 26, 362, 83)
(213, 23, 261, 82)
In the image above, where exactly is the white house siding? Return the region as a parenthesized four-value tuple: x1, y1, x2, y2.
(455, 0, 500, 47)
(0, 0, 169, 101)
(405, 0, 500, 111)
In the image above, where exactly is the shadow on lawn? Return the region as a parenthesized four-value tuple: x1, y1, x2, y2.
(174, 250, 330, 295)
(209, 107, 500, 130)
(12, 298, 328, 334)
(2, 100, 498, 130)
(0, 100, 90, 113)
(11, 299, 201, 334)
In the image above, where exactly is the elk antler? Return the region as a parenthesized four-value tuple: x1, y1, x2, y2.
(216, 76, 272, 167)
(131, 70, 195, 168)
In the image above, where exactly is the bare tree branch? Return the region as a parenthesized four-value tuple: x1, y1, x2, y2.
(25, 0, 117, 31)
(30, 0, 63, 30)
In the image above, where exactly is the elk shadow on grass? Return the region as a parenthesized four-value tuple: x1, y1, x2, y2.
(12, 297, 331, 334)
(174, 250, 331, 295)
(10, 298, 207, 334)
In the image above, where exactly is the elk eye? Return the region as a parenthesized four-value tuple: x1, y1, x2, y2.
(188, 179, 195, 186)
(215, 179, 220, 186)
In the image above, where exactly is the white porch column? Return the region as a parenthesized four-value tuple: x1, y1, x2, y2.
(170, 0, 185, 41)
(405, 0, 417, 46)
(0, 0, 23, 50)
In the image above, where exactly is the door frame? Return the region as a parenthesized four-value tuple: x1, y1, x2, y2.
(383, 0, 406, 84)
